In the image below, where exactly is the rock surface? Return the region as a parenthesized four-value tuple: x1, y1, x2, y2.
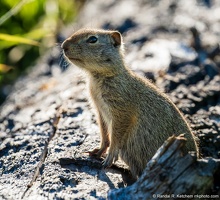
(1, 0, 220, 199)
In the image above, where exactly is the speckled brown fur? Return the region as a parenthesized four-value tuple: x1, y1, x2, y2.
(61, 28, 199, 178)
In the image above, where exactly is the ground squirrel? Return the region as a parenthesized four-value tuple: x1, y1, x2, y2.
(61, 28, 199, 178)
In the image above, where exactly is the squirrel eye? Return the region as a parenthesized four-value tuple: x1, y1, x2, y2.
(86, 36, 98, 43)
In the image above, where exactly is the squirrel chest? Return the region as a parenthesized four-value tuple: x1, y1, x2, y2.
(89, 77, 113, 127)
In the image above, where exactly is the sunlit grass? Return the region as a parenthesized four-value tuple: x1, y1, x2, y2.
(0, 0, 81, 103)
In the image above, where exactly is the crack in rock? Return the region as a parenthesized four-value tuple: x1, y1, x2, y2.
(21, 114, 60, 199)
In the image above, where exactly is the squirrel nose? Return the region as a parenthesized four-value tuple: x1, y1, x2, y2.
(61, 41, 69, 52)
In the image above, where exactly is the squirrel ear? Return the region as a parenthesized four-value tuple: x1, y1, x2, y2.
(110, 31, 122, 47)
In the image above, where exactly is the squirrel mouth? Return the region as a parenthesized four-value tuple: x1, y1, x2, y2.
(63, 52, 83, 62)
(68, 57, 82, 62)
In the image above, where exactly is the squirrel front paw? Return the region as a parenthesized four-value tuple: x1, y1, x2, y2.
(102, 150, 118, 168)
(87, 146, 107, 158)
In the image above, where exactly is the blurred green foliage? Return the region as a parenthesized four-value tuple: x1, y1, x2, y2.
(0, 0, 81, 104)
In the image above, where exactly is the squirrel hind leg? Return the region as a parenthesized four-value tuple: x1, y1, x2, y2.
(127, 158, 143, 179)
(120, 149, 144, 179)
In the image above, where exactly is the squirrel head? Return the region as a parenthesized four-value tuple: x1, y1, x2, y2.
(61, 28, 125, 76)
